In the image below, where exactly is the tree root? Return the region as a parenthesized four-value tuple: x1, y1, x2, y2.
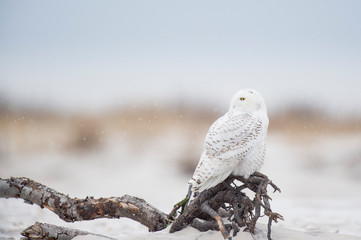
(170, 172, 283, 239)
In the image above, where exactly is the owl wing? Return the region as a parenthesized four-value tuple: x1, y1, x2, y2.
(205, 112, 263, 160)
(190, 111, 265, 192)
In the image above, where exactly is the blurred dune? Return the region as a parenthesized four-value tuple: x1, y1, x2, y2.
(270, 106, 361, 137)
(1, 103, 361, 153)
(1, 103, 360, 175)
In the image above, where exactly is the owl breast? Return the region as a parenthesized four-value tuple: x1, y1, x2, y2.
(231, 135, 266, 178)
(231, 114, 268, 178)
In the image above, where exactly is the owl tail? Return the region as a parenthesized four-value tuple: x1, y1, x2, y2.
(195, 169, 233, 193)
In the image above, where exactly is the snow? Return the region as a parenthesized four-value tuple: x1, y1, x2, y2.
(1, 122, 361, 240)
(74, 226, 361, 240)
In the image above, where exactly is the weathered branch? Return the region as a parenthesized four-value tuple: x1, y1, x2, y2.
(21, 222, 115, 240)
(0, 177, 167, 232)
(201, 200, 231, 239)
(169, 180, 229, 233)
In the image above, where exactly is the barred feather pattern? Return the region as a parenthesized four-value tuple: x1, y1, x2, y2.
(189, 109, 268, 192)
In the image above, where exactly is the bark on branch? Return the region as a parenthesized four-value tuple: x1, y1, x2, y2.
(0, 177, 167, 232)
(21, 222, 115, 240)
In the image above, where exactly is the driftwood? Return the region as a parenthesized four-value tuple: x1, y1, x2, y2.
(0, 177, 167, 232)
(21, 222, 116, 240)
(169, 172, 283, 239)
(0, 173, 282, 240)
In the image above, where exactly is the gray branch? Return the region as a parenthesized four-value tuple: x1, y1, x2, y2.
(0, 177, 167, 232)
(20, 222, 115, 240)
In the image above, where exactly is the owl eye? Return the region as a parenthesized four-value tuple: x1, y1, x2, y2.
(240, 97, 246, 101)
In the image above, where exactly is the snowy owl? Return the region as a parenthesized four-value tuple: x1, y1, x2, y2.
(189, 89, 269, 193)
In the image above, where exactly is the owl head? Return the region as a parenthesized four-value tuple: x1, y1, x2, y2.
(230, 89, 267, 113)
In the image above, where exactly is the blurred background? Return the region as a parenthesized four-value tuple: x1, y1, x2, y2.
(1, 1, 361, 239)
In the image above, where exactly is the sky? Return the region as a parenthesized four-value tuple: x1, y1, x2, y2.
(1, 0, 361, 115)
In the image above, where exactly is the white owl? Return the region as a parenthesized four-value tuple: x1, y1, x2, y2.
(189, 89, 269, 193)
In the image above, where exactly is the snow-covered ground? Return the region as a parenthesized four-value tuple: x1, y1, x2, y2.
(1, 117, 361, 240)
